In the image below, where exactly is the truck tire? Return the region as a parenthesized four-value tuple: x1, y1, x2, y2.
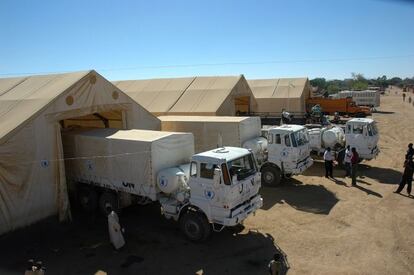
(78, 187, 98, 213)
(98, 192, 120, 216)
(261, 166, 282, 186)
(180, 211, 211, 242)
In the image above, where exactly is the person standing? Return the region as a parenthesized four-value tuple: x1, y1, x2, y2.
(324, 147, 334, 178)
(351, 147, 359, 186)
(405, 143, 414, 160)
(394, 158, 414, 196)
(107, 207, 125, 250)
(268, 253, 283, 275)
(343, 145, 353, 177)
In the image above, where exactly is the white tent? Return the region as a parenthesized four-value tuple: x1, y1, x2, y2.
(0, 70, 160, 235)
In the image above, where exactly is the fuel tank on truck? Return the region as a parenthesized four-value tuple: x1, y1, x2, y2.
(157, 164, 190, 194)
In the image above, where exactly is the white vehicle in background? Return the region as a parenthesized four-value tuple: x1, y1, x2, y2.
(258, 125, 313, 186)
(159, 116, 313, 187)
(306, 118, 379, 162)
(63, 129, 263, 242)
(344, 118, 379, 160)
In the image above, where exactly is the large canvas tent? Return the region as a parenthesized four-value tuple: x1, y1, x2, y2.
(113, 75, 256, 116)
(248, 78, 311, 117)
(0, 70, 160, 235)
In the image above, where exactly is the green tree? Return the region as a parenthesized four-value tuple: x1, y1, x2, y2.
(310, 78, 327, 91)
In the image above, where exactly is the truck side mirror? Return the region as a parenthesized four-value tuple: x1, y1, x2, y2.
(213, 168, 221, 187)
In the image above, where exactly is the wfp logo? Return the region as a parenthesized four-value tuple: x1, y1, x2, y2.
(159, 177, 168, 187)
(204, 190, 215, 200)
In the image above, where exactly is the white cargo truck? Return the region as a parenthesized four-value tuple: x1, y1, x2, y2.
(62, 129, 263, 241)
(337, 90, 380, 107)
(160, 116, 313, 186)
(260, 125, 313, 186)
(306, 118, 379, 161)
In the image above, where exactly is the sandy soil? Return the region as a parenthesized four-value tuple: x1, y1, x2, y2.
(1, 89, 413, 275)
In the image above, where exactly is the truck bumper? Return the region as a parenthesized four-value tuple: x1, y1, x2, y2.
(222, 195, 263, 226)
(287, 156, 314, 175)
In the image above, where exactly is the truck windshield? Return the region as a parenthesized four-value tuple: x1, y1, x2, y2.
(227, 153, 257, 181)
(367, 123, 378, 136)
(291, 129, 309, 147)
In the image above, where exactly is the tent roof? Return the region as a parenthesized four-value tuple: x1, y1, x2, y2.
(113, 75, 243, 114)
(248, 77, 309, 99)
(0, 71, 93, 141)
(112, 77, 195, 114)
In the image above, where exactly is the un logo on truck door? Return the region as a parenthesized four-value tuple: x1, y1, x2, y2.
(204, 190, 215, 200)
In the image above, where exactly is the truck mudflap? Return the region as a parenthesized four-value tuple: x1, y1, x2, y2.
(221, 195, 263, 226)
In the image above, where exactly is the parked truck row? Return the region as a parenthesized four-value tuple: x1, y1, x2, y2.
(62, 116, 379, 242)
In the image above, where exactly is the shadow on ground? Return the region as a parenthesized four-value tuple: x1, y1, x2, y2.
(374, 111, 395, 114)
(260, 178, 339, 215)
(0, 204, 287, 275)
(304, 160, 402, 185)
(358, 164, 402, 185)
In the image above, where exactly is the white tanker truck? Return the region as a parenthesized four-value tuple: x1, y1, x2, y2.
(159, 116, 313, 187)
(62, 128, 263, 242)
(307, 118, 380, 162)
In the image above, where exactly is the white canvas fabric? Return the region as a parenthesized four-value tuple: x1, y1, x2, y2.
(0, 70, 160, 235)
(62, 129, 194, 201)
(159, 116, 261, 153)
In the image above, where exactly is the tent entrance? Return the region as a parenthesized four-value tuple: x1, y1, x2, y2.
(60, 110, 125, 130)
(235, 96, 250, 115)
(58, 109, 127, 218)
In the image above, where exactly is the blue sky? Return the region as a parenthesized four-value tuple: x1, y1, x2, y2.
(1, 0, 413, 80)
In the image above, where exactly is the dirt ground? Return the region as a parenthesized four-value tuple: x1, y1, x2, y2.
(1, 88, 413, 275)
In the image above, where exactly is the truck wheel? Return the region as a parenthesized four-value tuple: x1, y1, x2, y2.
(180, 211, 211, 242)
(78, 187, 98, 213)
(261, 166, 282, 186)
(98, 192, 120, 216)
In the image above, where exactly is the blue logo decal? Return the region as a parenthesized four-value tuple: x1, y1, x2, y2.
(40, 160, 49, 168)
(159, 177, 168, 187)
(86, 160, 93, 171)
(204, 190, 215, 200)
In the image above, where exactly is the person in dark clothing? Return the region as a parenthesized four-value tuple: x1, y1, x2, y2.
(268, 253, 283, 275)
(323, 147, 334, 178)
(351, 147, 359, 186)
(394, 158, 414, 196)
(406, 143, 414, 160)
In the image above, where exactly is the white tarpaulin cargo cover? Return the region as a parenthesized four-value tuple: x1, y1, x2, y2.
(248, 78, 311, 116)
(0, 70, 160, 235)
(159, 116, 261, 153)
(62, 129, 194, 201)
(113, 75, 257, 116)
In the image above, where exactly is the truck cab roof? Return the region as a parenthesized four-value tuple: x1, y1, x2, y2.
(192, 146, 251, 163)
(269, 124, 305, 133)
(348, 118, 374, 124)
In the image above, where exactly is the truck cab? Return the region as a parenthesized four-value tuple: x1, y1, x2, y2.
(260, 125, 313, 186)
(160, 147, 263, 241)
(345, 118, 379, 160)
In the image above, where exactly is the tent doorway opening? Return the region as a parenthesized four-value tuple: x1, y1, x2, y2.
(235, 96, 250, 115)
(59, 109, 127, 218)
(60, 110, 125, 130)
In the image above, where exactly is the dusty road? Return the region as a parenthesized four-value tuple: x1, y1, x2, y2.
(1, 90, 413, 275)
